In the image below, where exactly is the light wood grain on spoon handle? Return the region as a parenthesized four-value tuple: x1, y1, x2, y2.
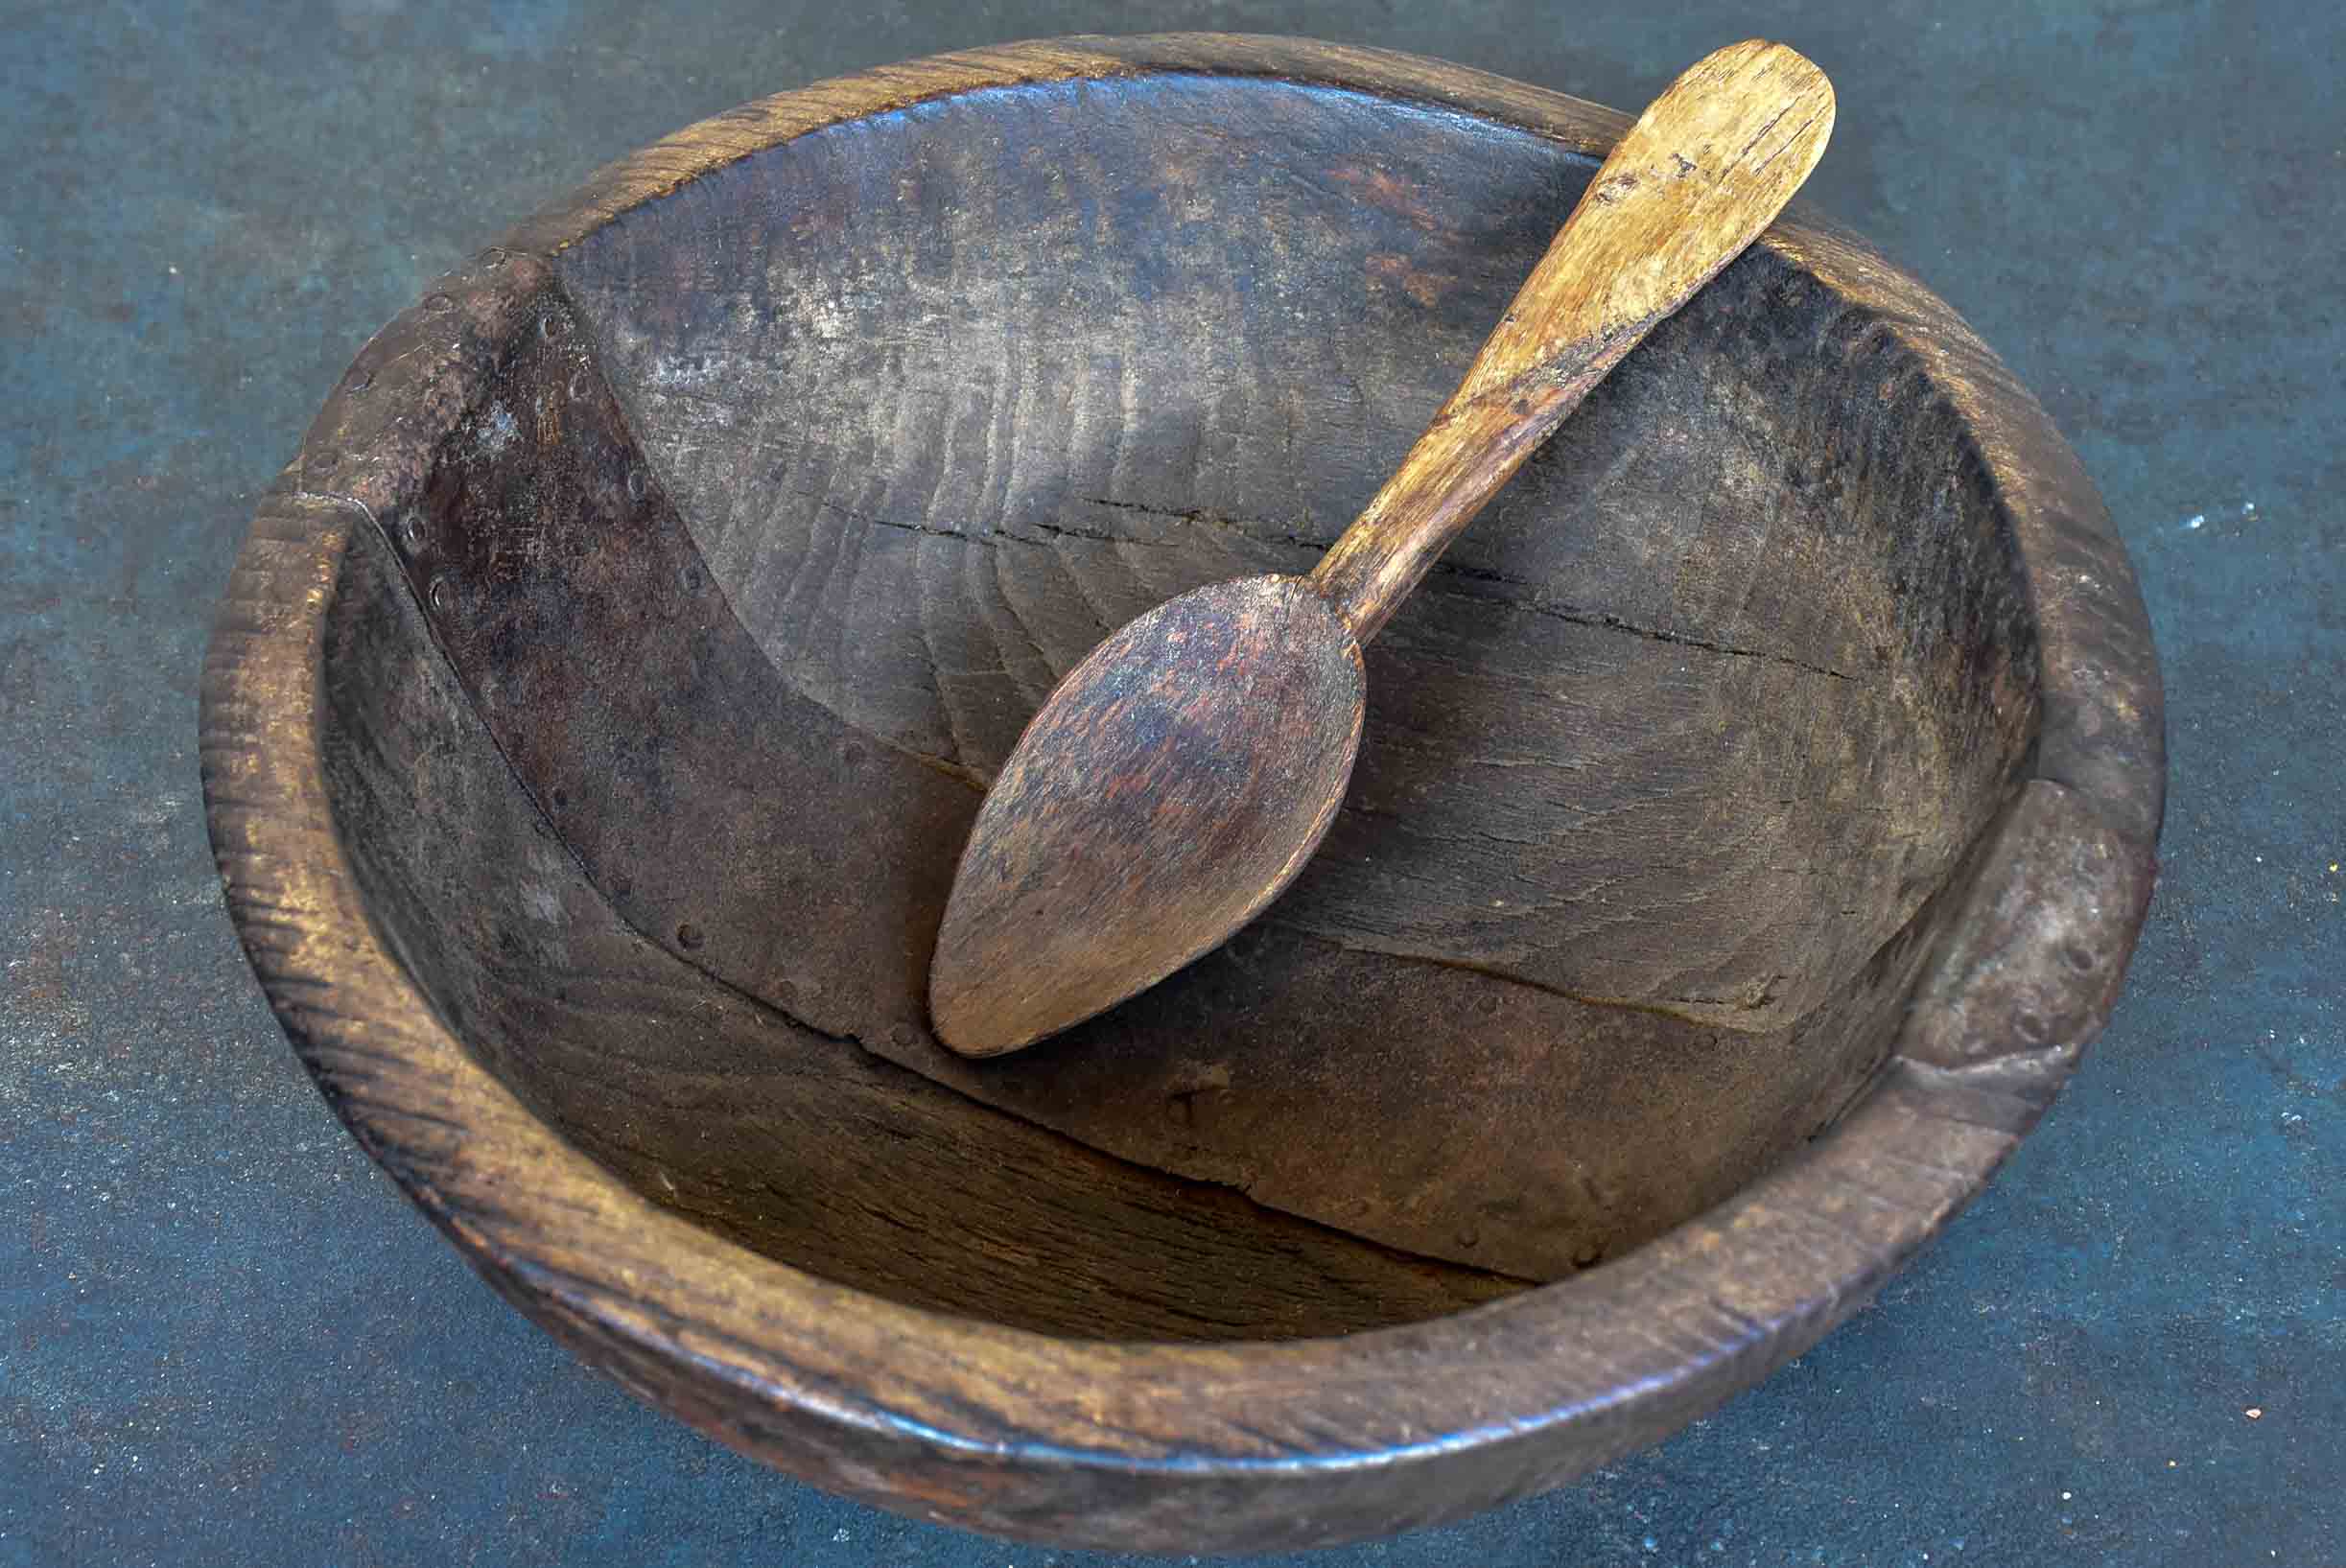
(1308, 40, 1835, 644)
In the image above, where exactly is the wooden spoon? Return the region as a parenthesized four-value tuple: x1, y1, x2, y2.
(928, 40, 1835, 1058)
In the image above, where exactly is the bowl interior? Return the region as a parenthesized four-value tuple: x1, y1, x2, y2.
(317, 72, 2040, 1338)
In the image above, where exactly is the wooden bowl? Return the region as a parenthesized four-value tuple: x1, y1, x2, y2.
(201, 35, 2164, 1552)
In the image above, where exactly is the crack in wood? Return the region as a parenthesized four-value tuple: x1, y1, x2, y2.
(802, 491, 1185, 551)
(1423, 558, 1864, 683)
(789, 486, 1866, 687)
(1080, 493, 1328, 552)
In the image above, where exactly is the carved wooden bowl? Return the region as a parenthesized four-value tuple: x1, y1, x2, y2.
(201, 35, 2164, 1553)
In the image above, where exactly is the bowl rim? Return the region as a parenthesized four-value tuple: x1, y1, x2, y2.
(199, 33, 2165, 1552)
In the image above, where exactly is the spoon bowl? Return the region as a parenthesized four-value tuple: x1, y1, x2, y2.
(931, 575, 1364, 1053)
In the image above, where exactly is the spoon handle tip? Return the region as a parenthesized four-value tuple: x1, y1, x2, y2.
(1308, 39, 1834, 644)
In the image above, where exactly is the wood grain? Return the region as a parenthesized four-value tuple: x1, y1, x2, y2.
(1311, 39, 1834, 642)
(317, 518, 1521, 1338)
(928, 576, 1366, 1055)
(925, 43, 1835, 1055)
(372, 244, 1985, 1277)
(505, 60, 2042, 1270)
(554, 68, 2022, 1042)
(199, 35, 2164, 1553)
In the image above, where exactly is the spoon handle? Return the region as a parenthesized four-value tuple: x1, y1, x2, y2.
(1307, 39, 1834, 644)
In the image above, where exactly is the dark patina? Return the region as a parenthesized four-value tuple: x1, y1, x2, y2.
(201, 35, 2163, 1554)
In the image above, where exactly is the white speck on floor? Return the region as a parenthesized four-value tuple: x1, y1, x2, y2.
(480, 401, 519, 456)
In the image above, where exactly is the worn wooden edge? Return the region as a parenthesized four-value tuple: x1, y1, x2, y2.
(499, 34, 1642, 259)
(199, 35, 2167, 1551)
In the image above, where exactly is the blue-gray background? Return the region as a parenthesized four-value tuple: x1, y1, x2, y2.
(3, 2, 2337, 1563)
